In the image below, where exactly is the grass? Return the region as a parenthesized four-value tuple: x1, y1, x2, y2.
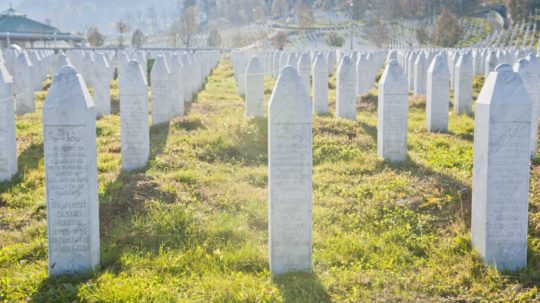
(1, 56, 540, 302)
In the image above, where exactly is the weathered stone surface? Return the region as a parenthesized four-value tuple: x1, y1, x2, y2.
(454, 52, 473, 115)
(472, 64, 531, 271)
(245, 56, 264, 117)
(120, 60, 150, 171)
(0, 62, 17, 182)
(336, 56, 356, 120)
(312, 53, 328, 114)
(378, 60, 408, 162)
(426, 54, 450, 132)
(268, 65, 312, 275)
(43, 65, 99, 276)
(150, 56, 170, 125)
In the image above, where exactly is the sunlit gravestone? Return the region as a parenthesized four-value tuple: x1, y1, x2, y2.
(312, 53, 328, 114)
(413, 52, 426, 96)
(297, 52, 311, 93)
(426, 54, 450, 132)
(0, 62, 17, 182)
(377, 60, 408, 162)
(514, 58, 539, 159)
(244, 56, 264, 117)
(150, 56, 171, 126)
(268, 65, 312, 275)
(43, 65, 99, 276)
(472, 64, 532, 271)
(336, 56, 356, 120)
(120, 60, 150, 171)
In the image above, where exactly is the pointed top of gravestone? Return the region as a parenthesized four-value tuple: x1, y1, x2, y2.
(313, 53, 326, 68)
(269, 65, 311, 124)
(456, 52, 472, 69)
(246, 56, 262, 74)
(337, 55, 353, 76)
(44, 65, 94, 124)
(379, 59, 407, 95)
(121, 59, 148, 92)
(0, 62, 12, 84)
(428, 54, 449, 76)
(151, 56, 170, 81)
(478, 63, 531, 122)
(169, 54, 183, 72)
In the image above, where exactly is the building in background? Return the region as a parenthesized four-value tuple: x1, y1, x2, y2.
(0, 6, 84, 48)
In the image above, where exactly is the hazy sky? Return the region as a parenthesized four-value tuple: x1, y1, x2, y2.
(9, 0, 180, 35)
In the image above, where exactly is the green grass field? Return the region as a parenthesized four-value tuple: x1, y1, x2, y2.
(1, 57, 540, 302)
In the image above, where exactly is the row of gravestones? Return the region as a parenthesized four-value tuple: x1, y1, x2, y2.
(232, 47, 538, 274)
(0, 47, 219, 276)
(1, 46, 56, 116)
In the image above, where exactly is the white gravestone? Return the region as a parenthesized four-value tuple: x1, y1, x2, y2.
(454, 52, 473, 115)
(0, 62, 17, 182)
(120, 60, 150, 171)
(93, 53, 112, 117)
(378, 60, 408, 162)
(245, 56, 264, 117)
(169, 54, 185, 117)
(513, 58, 539, 158)
(356, 54, 370, 96)
(150, 56, 171, 126)
(43, 65, 100, 276)
(336, 56, 357, 120)
(297, 52, 311, 94)
(268, 65, 312, 275)
(413, 52, 426, 96)
(312, 53, 328, 114)
(472, 64, 532, 271)
(426, 54, 450, 132)
(14, 52, 35, 115)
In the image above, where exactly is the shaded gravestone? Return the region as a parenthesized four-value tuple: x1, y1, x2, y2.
(336, 56, 357, 120)
(378, 60, 408, 162)
(268, 66, 312, 275)
(454, 52, 473, 115)
(513, 58, 538, 158)
(150, 56, 171, 126)
(407, 51, 417, 91)
(120, 60, 150, 171)
(169, 54, 185, 117)
(426, 54, 450, 132)
(43, 65, 99, 276)
(0, 62, 17, 182)
(180, 53, 192, 104)
(14, 52, 34, 115)
(93, 53, 112, 117)
(312, 53, 328, 114)
(472, 64, 531, 271)
(484, 50, 497, 76)
(413, 52, 426, 96)
(245, 56, 264, 117)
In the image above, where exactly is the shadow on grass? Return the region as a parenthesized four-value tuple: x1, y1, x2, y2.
(273, 272, 331, 303)
(30, 272, 96, 302)
(0, 142, 43, 195)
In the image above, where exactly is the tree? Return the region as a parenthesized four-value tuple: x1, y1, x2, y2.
(147, 5, 158, 34)
(179, 6, 198, 49)
(271, 0, 289, 17)
(433, 8, 463, 47)
(294, 0, 315, 27)
(505, 0, 532, 21)
(272, 30, 288, 50)
(415, 27, 431, 46)
(132, 29, 145, 48)
(325, 31, 345, 47)
(87, 27, 105, 47)
(116, 20, 128, 48)
(207, 28, 222, 47)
